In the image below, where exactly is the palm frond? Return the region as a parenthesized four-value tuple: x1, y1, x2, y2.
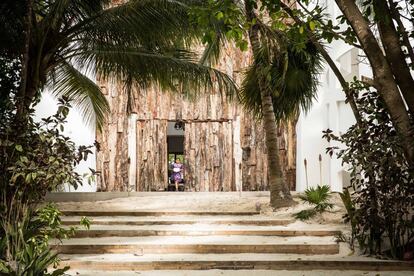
(238, 41, 323, 121)
(48, 61, 109, 130)
(34, 0, 237, 128)
(294, 184, 333, 220)
(199, 32, 226, 66)
(299, 184, 333, 211)
(68, 0, 203, 51)
(72, 43, 237, 100)
(194, 0, 246, 66)
(294, 208, 318, 220)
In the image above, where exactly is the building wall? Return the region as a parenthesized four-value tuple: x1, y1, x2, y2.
(295, 2, 365, 192)
(94, 47, 282, 192)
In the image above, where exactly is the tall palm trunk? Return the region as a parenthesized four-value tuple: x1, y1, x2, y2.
(261, 91, 294, 207)
(245, 1, 294, 208)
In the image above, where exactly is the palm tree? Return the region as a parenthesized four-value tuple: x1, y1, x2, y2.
(2, 0, 236, 129)
(198, 1, 322, 208)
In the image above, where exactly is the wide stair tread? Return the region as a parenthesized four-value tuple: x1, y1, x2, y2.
(58, 209, 413, 272)
(61, 253, 414, 272)
(61, 210, 260, 216)
(62, 215, 294, 226)
(70, 224, 340, 237)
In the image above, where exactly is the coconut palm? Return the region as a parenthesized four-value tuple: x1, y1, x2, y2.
(2, 0, 236, 129)
(197, 1, 322, 208)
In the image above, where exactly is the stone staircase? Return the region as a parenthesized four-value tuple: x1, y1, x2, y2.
(55, 210, 414, 274)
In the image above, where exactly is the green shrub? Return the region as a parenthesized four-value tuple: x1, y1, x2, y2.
(324, 89, 414, 259)
(0, 95, 93, 274)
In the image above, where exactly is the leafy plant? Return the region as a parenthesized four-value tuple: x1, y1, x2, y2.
(294, 185, 333, 220)
(324, 89, 414, 259)
(0, 240, 69, 276)
(0, 203, 90, 275)
(0, 92, 92, 274)
(294, 208, 317, 221)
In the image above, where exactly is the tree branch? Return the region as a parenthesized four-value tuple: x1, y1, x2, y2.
(388, 0, 414, 66)
(296, 0, 362, 49)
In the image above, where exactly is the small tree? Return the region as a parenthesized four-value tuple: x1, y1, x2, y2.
(324, 88, 414, 259)
(0, 94, 92, 273)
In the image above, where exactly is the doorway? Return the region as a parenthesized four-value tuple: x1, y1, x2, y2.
(167, 121, 185, 191)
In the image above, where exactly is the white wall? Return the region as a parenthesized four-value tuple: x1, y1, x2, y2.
(35, 92, 97, 192)
(295, 2, 368, 192)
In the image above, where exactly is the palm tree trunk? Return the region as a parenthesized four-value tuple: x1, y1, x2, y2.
(245, 1, 294, 208)
(261, 91, 294, 207)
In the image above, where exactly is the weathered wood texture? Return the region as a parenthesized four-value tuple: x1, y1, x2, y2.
(96, 46, 296, 192)
(96, 79, 129, 191)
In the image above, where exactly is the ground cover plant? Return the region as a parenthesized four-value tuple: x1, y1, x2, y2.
(294, 185, 333, 220)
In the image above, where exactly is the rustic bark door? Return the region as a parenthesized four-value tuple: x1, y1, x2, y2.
(136, 119, 168, 191)
(184, 121, 234, 191)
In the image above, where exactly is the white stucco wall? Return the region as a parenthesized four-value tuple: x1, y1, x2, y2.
(295, 2, 373, 192)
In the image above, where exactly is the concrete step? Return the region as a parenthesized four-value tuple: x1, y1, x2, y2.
(62, 215, 294, 226)
(54, 236, 339, 255)
(61, 211, 260, 217)
(59, 253, 414, 272)
(65, 270, 414, 276)
(72, 225, 340, 238)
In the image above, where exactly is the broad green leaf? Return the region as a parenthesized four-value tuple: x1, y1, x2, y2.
(309, 21, 316, 31)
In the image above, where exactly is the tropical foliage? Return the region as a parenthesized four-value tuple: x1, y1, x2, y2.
(1, 0, 236, 129)
(0, 91, 92, 273)
(324, 89, 414, 259)
(0, 204, 90, 275)
(294, 185, 333, 220)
